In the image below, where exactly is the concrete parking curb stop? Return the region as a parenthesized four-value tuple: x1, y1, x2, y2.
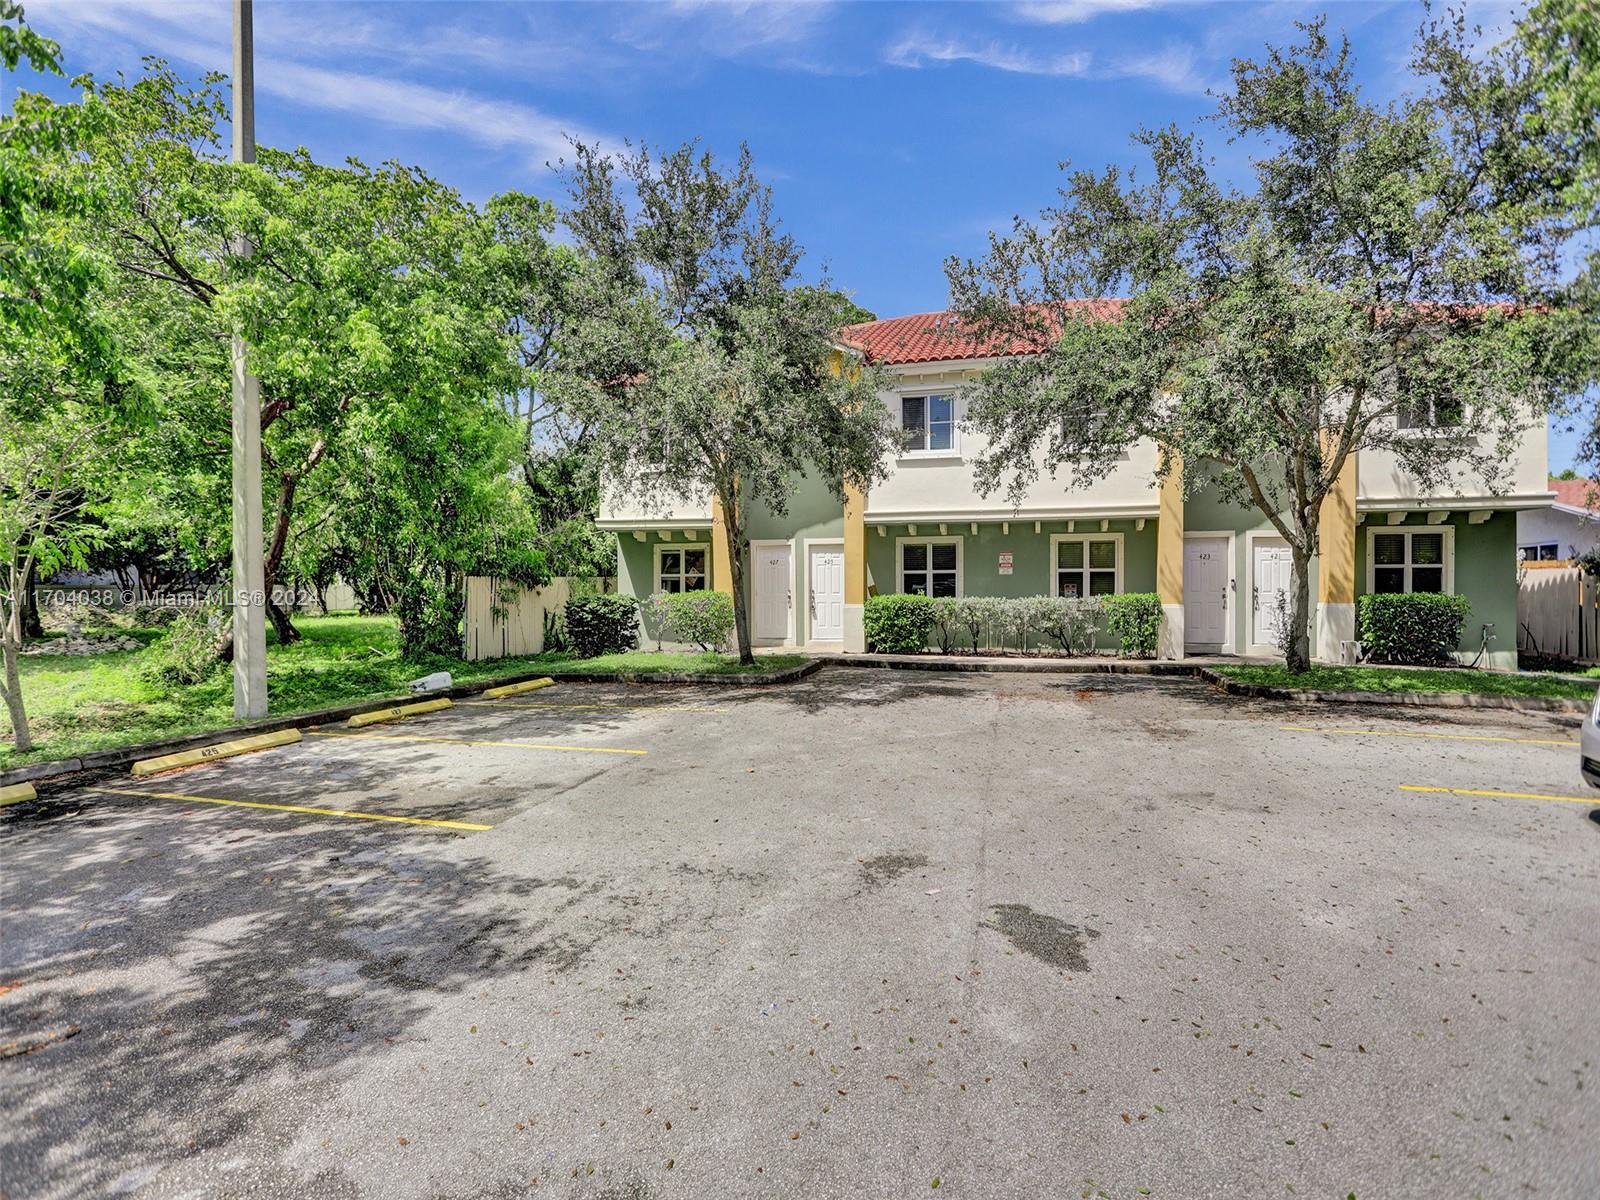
(481, 677, 555, 699)
(132, 728, 303, 777)
(0, 782, 36, 805)
(346, 697, 454, 728)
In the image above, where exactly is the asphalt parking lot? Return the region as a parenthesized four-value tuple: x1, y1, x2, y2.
(3, 667, 1597, 1200)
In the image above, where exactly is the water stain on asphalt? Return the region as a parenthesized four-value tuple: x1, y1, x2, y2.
(858, 852, 930, 890)
(983, 903, 1101, 972)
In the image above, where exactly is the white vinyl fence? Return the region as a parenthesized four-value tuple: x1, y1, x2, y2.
(1518, 561, 1600, 662)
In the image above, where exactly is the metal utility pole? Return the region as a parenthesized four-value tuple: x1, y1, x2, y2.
(230, 0, 267, 718)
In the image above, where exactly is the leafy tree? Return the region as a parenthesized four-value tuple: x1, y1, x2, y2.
(1461, 0, 1600, 475)
(42, 63, 528, 646)
(1, 3, 148, 750)
(946, 18, 1592, 671)
(477, 193, 617, 578)
(559, 140, 898, 663)
(316, 393, 546, 656)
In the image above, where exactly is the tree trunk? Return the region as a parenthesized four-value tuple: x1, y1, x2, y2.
(20, 560, 43, 639)
(1, 567, 33, 753)
(720, 491, 753, 664)
(728, 542, 753, 665)
(266, 597, 298, 645)
(1285, 542, 1313, 674)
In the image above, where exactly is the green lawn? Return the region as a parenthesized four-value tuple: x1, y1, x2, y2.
(1, 615, 806, 770)
(1212, 663, 1596, 701)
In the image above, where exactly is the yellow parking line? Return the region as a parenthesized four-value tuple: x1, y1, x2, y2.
(88, 786, 492, 831)
(307, 730, 647, 756)
(462, 700, 729, 714)
(1282, 725, 1574, 748)
(1400, 784, 1597, 806)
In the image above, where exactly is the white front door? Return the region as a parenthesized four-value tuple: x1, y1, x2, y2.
(809, 546, 844, 642)
(754, 544, 793, 642)
(1183, 537, 1228, 646)
(1252, 538, 1293, 648)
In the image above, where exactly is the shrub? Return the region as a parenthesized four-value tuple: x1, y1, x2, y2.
(396, 578, 462, 658)
(1101, 593, 1163, 658)
(863, 593, 938, 654)
(641, 591, 672, 651)
(930, 596, 963, 653)
(1035, 596, 1104, 655)
(564, 593, 640, 658)
(952, 596, 989, 651)
(139, 606, 225, 686)
(659, 590, 735, 652)
(1358, 592, 1470, 664)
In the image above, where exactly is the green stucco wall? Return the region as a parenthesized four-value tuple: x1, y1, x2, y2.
(610, 482, 1519, 664)
(1182, 484, 1324, 654)
(747, 475, 845, 643)
(614, 530, 718, 646)
(866, 518, 1158, 650)
(1354, 511, 1517, 668)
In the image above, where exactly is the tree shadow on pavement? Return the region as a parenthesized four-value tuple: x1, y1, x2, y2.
(0, 701, 653, 1198)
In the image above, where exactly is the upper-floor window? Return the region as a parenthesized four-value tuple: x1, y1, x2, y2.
(1396, 394, 1465, 431)
(901, 394, 954, 453)
(656, 545, 707, 593)
(1370, 528, 1451, 593)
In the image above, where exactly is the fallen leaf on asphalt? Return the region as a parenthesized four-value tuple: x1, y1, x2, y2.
(1121, 1112, 1132, 1124)
(396, 1137, 409, 1147)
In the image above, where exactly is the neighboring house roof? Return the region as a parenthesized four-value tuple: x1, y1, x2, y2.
(837, 301, 1126, 365)
(1549, 477, 1600, 516)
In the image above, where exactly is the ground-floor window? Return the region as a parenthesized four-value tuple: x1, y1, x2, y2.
(899, 539, 960, 597)
(1519, 542, 1562, 562)
(1050, 534, 1121, 598)
(656, 545, 708, 592)
(1370, 527, 1452, 593)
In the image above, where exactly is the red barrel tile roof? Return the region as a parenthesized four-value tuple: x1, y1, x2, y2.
(837, 300, 1126, 365)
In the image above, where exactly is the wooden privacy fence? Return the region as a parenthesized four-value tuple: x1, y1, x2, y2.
(462, 576, 615, 662)
(1518, 561, 1600, 662)
(463, 576, 571, 662)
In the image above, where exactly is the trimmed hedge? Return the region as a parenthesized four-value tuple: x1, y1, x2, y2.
(1358, 592, 1470, 665)
(1101, 593, 1163, 658)
(864, 592, 1164, 657)
(863, 594, 939, 654)
(564, 593, 640, 658)
(657, 590, 735, 652)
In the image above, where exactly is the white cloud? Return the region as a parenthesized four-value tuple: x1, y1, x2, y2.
(1111, 44, 1216, 95)
(257, 59, 603, 168)
(26, 0, 607, 170)
(615, 0, 839, 70)
(1013, 0, 1168, 25)
(885, 31, 1092, 77)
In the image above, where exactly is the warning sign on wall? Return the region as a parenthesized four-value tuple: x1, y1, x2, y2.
(997, 552, 1013, 576)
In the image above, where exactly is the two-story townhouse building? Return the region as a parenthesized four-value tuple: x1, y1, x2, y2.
(599, 309, 1553, 669)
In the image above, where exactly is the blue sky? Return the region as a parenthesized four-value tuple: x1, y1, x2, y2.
(11, 0, 1578, 467)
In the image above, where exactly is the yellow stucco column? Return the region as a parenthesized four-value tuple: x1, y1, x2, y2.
(1156, 451, 1185, 660)
(843, 481, 867, 652)
(1316, 446, 1358, 662)
(710, 496, 734, 595)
